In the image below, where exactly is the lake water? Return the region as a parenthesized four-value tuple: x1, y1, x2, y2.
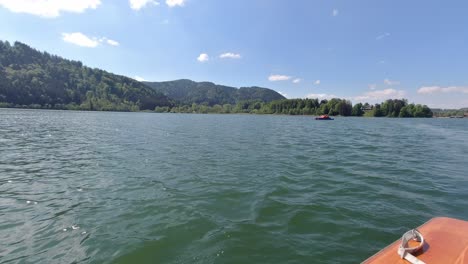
(1, 109, 467, 264)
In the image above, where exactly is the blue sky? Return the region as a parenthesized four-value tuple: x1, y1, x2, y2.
(1, 0, 468, 108)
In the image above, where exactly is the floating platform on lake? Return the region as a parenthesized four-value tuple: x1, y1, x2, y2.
(315, 115, 334, 120)
(362, 217, 468, 264)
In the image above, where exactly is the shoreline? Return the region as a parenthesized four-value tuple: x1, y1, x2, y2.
(0, 107, 452, 118)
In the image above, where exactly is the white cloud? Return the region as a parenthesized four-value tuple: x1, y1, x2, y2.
(314, 80, 321, 85)
(197, 53, 209, 62)
(278, 91, 288, 98)
(417, 86, 468, 95)
(106, 39, 120, 46)
(384, 78, 400, 86)
(376, 32, 390, 40)
(62, 32, 99, 48)
(368, 84, 377, 90)
(62, 33, 119, 48)
(268, 75, 291, 81)
(332, 9, 339, 16)
(219, 52, 241, 59)
(292, 78, 301, 84)
(306, 93, 337, 100)
(129, 0, 159, 10)
(166, 0, 184, 7)
(134, 76, 147, 82)
(417, 86, 440, 94)
(0, 0, 101, 18)
(354, 89, 406, 101)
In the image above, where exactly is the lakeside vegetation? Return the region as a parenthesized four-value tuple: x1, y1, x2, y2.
(0, 40, 438, 117)
(155, 98, 433, 117)
(431, 108, 468, 118)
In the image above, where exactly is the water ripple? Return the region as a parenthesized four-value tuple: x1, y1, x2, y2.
(0, 110, 467, 263)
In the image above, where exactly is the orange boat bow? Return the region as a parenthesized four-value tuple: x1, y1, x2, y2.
(363, 217, 468, 264)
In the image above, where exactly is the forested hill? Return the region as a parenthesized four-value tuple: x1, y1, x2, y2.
(144, 79, 285, 106)
(0, 40, 172, 111)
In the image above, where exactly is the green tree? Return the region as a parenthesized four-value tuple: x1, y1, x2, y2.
(352, 103, 364, 116)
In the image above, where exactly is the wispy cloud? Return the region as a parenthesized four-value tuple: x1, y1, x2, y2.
(354, 88, 406, 101)
(306, 93, 337, 99)
(268, 75, 291, 81)
(105, 39, 119, 46)
(134, 76, 147, 82)
(384, 78, 400, 86)
(219, 52, 241, 59)
(292, 78, 301, 84)
(0, 0, 101, 18)
(368, 84, 377, 90)
(417, 86, 468, 95)
(332, 9, 339, 17)
(376, 32, 390, 40)
(62, 33, 119, 48)
(166, 0, 184, 7)
(62, 32, 99, 48)
(278, 91, 288, 98)
(197, 53, 209, 62)
(129, 0, 159, 10)
(314, 80, 321, 85)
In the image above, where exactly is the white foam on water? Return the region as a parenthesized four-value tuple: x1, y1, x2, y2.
(26, 201, 31, 204)
(72, 225, 80, 230)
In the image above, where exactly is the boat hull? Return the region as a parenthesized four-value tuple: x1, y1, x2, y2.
(362, 217, 468, 264)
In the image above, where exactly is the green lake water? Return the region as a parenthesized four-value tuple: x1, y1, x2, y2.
(1, 109, 467, 263)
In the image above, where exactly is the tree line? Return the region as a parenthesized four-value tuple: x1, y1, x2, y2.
(431, 108, 467, 117)
(155, 98, 433, 117)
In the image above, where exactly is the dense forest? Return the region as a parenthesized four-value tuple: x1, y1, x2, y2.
(0, 40, 173, 111)
(144, 80, 285, 106)
(0, 40, 436, 117)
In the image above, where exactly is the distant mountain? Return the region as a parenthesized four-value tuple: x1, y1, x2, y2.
(0, 40, 172, 111)
(144, 79, 285, 106)
(0, 40, 284, 111)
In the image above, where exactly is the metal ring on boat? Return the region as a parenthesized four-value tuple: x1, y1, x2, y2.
(397, 229, 426, 264)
